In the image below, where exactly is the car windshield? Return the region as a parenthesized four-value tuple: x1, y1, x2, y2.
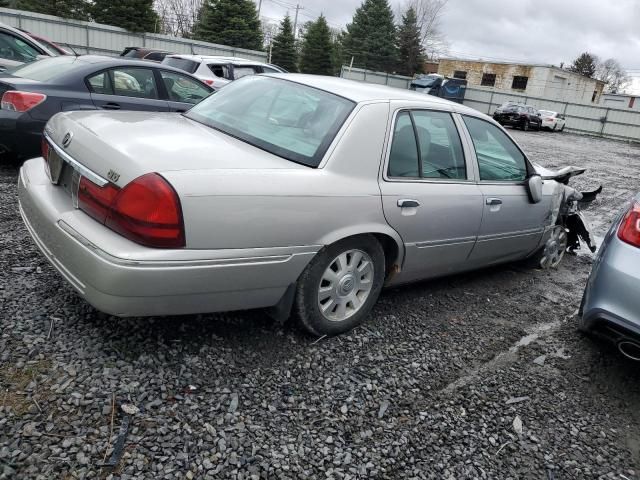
(185, 76, 355, 167)
(7, 56, 83, 81)
(162, 57, 199, 74)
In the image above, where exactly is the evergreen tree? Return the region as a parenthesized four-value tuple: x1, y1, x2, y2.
(92, 0, 158, 32)
(270, 15, 297, 72)
(299, 15, 333, 76)
(569, 52, 598, 78)
(342, 0, 398, 72)
(193, 0, 262, 51)
(396, 7, 424, 76)
(330, 32, 345, 76)
(15, 0, 89, 20)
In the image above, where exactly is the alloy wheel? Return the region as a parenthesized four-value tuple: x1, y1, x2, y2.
(317, 249, 374, 322)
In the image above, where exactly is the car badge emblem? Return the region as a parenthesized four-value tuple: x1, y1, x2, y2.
(107, 169, 120, 183)
(62, 132, 73, 148)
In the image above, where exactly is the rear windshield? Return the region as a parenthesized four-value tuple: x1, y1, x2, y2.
(122, 48, 139, 58)
(185, 76, 355, 167)
(162, 57, 199, 74)
(539, 110, 555, 116)
(8, 56, 84, 81)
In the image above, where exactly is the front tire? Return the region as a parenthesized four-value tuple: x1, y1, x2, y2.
(294, 235, 385, 336)
(529, 225, 568, 269)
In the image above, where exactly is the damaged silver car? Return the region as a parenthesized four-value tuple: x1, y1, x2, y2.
(18, 75, 598, 336)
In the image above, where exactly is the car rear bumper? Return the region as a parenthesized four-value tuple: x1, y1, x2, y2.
(0, 111, 44, 158)
(18, 158, 318, 317)
(580, 233, 640, 338)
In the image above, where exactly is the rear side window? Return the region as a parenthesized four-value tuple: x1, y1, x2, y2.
(160, 70, 211, 104)
(388, 110, 466, 180)
(208, 64, 230, 79)
(111, 68, 158, 99)
(87, 71, 112, 94)
(162, 57, 199, 74)
(145, 52, 167, 62)
(233, 66, 259, 79)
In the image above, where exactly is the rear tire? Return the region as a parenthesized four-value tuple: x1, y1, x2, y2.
(559, 125, 565, 132)
(294, 235, 385, 336)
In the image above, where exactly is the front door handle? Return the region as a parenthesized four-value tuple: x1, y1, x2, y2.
(398, 199, 421, 208)
(101, 102, 121, 110)
(486, 198, 503, 206)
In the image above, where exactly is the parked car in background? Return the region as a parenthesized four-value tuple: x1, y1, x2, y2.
(539, 110, 566, 131)
(0, 23, 57, 72)
(493, 103, 542, 131)
(0, 55, 213, 159)
(20, 74, 583, 336)
(580, 194, 640, 361)
(120, 47, 172, 63)
(162, 54, 287, 88)
(409, 74, 467, 104)
(18, 29, 73, 56)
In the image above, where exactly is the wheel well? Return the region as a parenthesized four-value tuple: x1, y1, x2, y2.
(371, 233, 401, 279)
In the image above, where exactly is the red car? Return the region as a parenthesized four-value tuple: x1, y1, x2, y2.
(19, 29, 73, 55)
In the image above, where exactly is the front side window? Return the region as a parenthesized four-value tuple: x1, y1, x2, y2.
(0, 32, 41, 63)
(185, 76, 354, 167)
(233, 66, 259, 79)
(388, 110, 465, 180)
(160, 70, 211, 104)
(463, 115, 528, 182)
(111, 68, 158, 99)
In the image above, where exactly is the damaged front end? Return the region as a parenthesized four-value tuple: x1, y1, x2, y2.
(534, 164, 602, 260)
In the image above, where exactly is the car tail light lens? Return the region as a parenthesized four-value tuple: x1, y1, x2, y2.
(1, 91, 46, 112)
(41, 137, 50, 159)
(203, 79, 214, 86)
(78, 173, 185, 248)
(618, 202, 640, 248)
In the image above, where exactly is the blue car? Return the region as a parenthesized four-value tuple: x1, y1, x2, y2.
(580, 193, 640, 361)
(0, 55, 214, 160)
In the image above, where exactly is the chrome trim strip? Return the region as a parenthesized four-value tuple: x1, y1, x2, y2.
(414, 236, 477, 248)
(57, 220, 315, 269)
(476, 228, 542, 242)
(44, 131, 108, 187)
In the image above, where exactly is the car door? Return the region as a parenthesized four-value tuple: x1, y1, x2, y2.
(0, 29, 43, 71)
(461, 115, 550, 264)
(379, 106, 484, 283)
(87, 67, 170, 112)
(158, 69, 213, 112)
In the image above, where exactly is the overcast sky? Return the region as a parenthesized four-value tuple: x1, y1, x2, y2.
(260, 0, 640, 94)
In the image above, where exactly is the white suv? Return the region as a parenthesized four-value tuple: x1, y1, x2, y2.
(161, 54, 286, 88)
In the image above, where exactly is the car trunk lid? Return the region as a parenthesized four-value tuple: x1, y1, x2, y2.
(44, 110, 306, 189)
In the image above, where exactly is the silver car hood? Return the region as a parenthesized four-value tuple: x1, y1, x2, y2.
(45, 111, 304, 187)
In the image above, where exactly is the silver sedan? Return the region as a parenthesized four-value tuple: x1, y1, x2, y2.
(19, 74, 570, 336)
(580, 194, 640, 360)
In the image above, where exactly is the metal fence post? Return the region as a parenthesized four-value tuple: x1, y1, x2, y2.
(85, 24, 90, 53)
(600, 108, 610, 136)
(142, 33, 146, 47)
(488, 89, 495, 114)
(16, 11, 21, 28)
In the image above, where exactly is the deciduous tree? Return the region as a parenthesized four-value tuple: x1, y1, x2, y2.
(596, 58, 630, 93)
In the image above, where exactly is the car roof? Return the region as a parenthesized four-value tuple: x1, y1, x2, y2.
(265, 73, 480, 112)
(167, 54, 268, 66)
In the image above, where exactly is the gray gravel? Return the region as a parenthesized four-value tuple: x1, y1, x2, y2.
(1, 131, 640, 479)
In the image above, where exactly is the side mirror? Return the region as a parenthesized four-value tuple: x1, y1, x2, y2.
(527, 174, 543, 204)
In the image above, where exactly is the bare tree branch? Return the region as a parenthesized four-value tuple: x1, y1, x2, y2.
(399, 0, 449, 59)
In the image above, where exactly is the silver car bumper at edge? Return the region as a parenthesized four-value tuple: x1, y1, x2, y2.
(18, 158, 318, 317)
(580, 227, 640, 338)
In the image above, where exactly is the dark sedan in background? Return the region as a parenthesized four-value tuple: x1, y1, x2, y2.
(0, 55, 213, 159)
(493, 103, 542, 131)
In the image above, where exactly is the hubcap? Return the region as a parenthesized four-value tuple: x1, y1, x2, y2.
(540, 226, 568, 269)
(317, 249, 374, 322)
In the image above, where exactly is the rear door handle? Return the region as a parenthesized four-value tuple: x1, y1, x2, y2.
(398, 199, 421, 208)
(101, 102, 121, 110)
(486, 198, 503, 206)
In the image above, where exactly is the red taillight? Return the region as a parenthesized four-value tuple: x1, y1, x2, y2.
(618, 202, 640, 248)
(1, 91, 46, 112)
(78, 176, 120, 224)
(78, 173, 185, 248)
(41, 137, 50, 159)
(203, 79, 214, 86)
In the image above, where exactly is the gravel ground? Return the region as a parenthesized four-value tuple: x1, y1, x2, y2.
(1, 130, 640, 480)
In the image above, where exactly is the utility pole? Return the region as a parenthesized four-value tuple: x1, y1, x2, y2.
(258, 0, 263, 15)
(293, 4, 304, 39)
